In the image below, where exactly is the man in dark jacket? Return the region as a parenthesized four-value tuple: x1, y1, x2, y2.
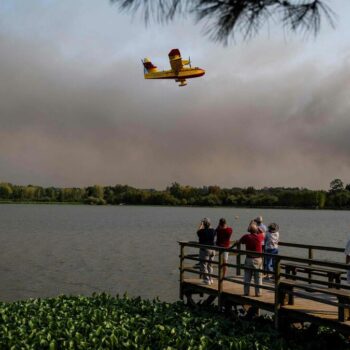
(197, 218, 216, 285)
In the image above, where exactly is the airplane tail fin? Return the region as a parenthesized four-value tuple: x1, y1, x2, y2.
(142, 58, 158, 73)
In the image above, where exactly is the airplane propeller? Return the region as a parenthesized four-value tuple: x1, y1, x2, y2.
(188, 56, 192, 68)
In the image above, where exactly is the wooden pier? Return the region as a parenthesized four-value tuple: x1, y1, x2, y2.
(179, 241, 350, 334)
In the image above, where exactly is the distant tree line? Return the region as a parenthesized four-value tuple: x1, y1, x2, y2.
(0, 179, 350, 209)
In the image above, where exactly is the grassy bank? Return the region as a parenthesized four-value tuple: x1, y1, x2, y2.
(0, 294, 348, 349)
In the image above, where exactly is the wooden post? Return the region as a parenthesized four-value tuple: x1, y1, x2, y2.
(338, 296, 350, 322)
(218, 251, 224, 310)
(308, 248, 313, 284)
(237, 243, 241, 276)
(274, 257, 281, 330)
(179, 244, 185, 300)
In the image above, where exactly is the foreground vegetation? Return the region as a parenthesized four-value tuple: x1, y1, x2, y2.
(0, 294, 349, 349)
(1, 178, 350, 209)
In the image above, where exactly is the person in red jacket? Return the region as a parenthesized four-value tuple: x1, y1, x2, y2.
(231, 222, 264, 297)
(215, 218, 233, 277)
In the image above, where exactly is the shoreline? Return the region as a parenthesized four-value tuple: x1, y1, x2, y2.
(1, 200, 350, 211)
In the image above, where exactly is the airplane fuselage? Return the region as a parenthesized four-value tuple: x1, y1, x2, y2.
(144, 67, 205, 80)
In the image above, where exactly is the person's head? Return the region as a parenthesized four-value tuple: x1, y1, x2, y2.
(247, 220, 254, 232)
(202, 217, 211, 228)
(268, 223, 279, 232)
(219, 218, 226, 227)
(248, 223, 258, 234)
(255, 216, 263, 225)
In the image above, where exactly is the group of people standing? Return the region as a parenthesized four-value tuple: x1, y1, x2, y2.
(196, 216, 280, 296)
(196, 217, 232, 285)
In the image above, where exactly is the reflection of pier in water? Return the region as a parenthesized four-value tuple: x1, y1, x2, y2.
(179, 241, 350, 334)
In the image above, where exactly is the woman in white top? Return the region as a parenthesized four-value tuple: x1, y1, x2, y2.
(345, 239, 350, 283)
(264, 223, 279, 279)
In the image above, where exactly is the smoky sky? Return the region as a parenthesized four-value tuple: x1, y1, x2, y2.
(0, 0, 350, 189)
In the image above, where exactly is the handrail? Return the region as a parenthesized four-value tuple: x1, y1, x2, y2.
(179, 240, 345, 253)
(178, 241, 349, 270)
(279, 241, 344, 252)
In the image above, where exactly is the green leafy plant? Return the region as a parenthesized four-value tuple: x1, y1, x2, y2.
(0, 294, 348, 349)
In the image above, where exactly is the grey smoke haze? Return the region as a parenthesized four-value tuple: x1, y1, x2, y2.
(0, 0, 350, 189)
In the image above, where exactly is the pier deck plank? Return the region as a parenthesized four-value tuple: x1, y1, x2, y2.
(183, 276, 350, 328)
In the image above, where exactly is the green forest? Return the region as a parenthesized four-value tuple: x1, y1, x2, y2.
(0, 179, 349, 209)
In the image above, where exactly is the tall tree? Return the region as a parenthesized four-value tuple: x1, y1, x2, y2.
(0, 183, 13, 199)
(111, 0, 335, 42)
(329, 178, 344, 193)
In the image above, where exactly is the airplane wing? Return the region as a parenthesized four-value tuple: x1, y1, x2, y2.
(168, 48, 183, 74)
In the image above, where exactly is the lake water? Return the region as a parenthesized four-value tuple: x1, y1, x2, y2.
(0, 204, 349, 302)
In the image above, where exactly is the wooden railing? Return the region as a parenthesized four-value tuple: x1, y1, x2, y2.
(278, 241, 344, 253)
(179, 241, 350, 330)
(278, 241, 345, 282)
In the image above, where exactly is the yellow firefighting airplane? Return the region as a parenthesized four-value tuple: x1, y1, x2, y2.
(142, 49, 205, 87)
